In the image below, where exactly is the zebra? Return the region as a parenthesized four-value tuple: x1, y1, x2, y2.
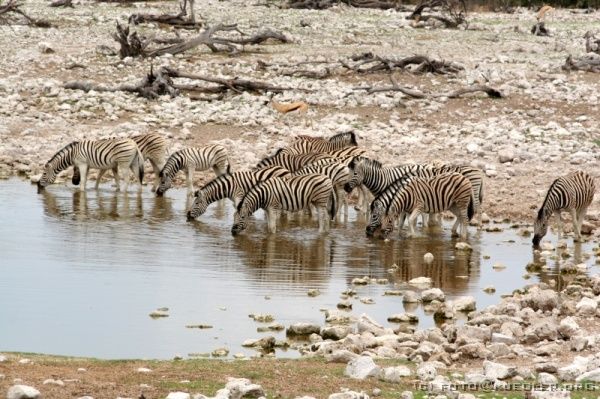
(186, 165, 291, 220)
(372, 172, 474, 240)
(255, 149, 335, 172)
(283, 131, 358, 154)
(365, 174, 416, 237)
(37, 138, 144, 192)
(72, 133, 168, 191)
(532, 170, 595, 246)
(430, 163, 485, 224)
(156, 145, 230, 196)
(344, 157, 435, 211)
(291, 162, 351, 217)
(231, 174, 336, 235)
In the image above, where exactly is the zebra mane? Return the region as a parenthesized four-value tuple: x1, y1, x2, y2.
(537, 178, 560, 220)
(47, 141, 79, 166)
(329, 131, 357, 145)
(362, 157, 382, 169)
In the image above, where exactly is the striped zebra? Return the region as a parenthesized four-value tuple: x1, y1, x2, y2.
(73, 133, 169, 191)
(186, 166, 291, 220)
(291, 162, 350, 217)
(38, 138, 144, 192)
(156, 145, 230, 196)
(283, 131, 358, 154)
(366, 174, 416, 237)
(371, 173, 474, 240)
(430, 163, 485, 224)
(255, 149, 335, 172)
(131, 133, 168, 190)
(533, 170, 596, 246)
(232, 174, 336, 235)
(344, 157, 435, 211)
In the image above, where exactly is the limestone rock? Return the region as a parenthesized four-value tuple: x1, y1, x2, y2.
(7, 385, 41, 399)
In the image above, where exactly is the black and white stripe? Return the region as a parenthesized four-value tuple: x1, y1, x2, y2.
(366, 174, 416, 237)
(186, 166, 291, 220)
(291, 162, 350, 217)
(38, 138, 144, 192)
(131, 133, 169, 190)
(283, 132, 358, 155)
(430, 163, 484, 223)
(232, 174, 336, 235)
(371, 172, 474, 239)
(156, 145, 230, 196)
(255, 150, 335, 172)
(533, 170, 595, 246)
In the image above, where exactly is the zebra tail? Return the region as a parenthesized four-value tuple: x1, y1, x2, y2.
(134, 148, 144, 184)
(479, 183, 484, 205)
(467, 194, 474, 221)
(329, 190, 337, 221)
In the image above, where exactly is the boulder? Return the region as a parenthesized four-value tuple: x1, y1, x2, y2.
(345, 356, 380, 380)
(416, 363, 437, 381)
(491, 333, 516, 345)
(519, 288, 558, 312)
(387, 313, 418, 323)
(287, 323, 321, 336)
(575, 368, 600, 382)
(328, 391, 370, 399)
(523, 320, 559, 343)
(402, 291, 421, 303)
(558, 356, 590, 381)
(378, 366, 411, 383)
(558, 317, 580, 339)
(325, 350, 358, 364)
(576, 297, 597, 316)
(224, 377, 265, 399)
(356, 314, 387, 336)
(452, 296, 476, 312)
(321, 326, 351, 341)
(456, 325, 491, 345)
(7, 385, 41, 399)
(421, 288, 445, 302)
(483, 360, 517, 380)
(538, 372, 558, 385)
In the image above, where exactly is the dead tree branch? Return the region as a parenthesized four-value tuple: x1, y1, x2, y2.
(584, 31, 600, 55)
(407, 0, 466, 28)
(64, 66, 309, 100)
(562, 54, 600, 73)
(286, 0, 404, 10)
(113, 22, 148, 58)
(49, 0, 73, 8)
(342, 53, 464, 75)
(147, 23, 289, 56)
(129, 2, 201, 28)
(531, 21, 549, 36)
(354, 78, 502, 100)
(0, 0, 51, 27)
(441, 85, 502, 98)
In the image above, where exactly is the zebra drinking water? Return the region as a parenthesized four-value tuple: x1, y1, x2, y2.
(156, 145, 230, 196)
(231, 174, 336, 235)
(532, 170, 596, 246)
(186, 165, 291, 220)
(372, 172, 474, 240)
(38, 138, 144, 193)
(291, 162, 351, 217)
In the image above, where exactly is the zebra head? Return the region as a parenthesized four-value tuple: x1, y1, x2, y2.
(38, 142, 77, 192)
(380, 215, 395, 240)
(532, 209, 548, 247)
(155, 170, 172, 196)
(344, 157, 365, 193)
(231, 207, 250, 236)
(187, 190, 208, 220)
(366, 201, 385, 237)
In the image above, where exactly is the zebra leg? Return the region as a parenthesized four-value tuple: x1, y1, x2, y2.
(555, 210, 563, 240)
(457, 207, 469, 239)
(576, 207, 588, 240)
(397, 212, 407, 232)
(95, 169, 108, 190)
(317, 205, 329, 233)
(570, 209, 581, 241)
(111, 167, 120, 192)
(187, 168, 194, 197)
(407, 209, 420, 237)
(149, 159, 161, 191)
(119, 162, 131, 192)
(266, 208, 277, 234)
(78, 164, 89, 192)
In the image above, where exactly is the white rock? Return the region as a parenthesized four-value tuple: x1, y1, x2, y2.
(378, 366, 411, 382)
(166, 393, 191, 399)
(491, 333, 516, 345)
(345, 356, 381, 380)
(452, 296, 476, 312)
(538, 372, 558, 385)
(498, 150, 515, 163)
(558, 316, 580, 338)
(416, 363, 437, 381)
(421, 288, 445, 302)
(483, 360, 516, 380)
(0, 355, 6, 362)
(137, 367, 152, 373)
(423, 253, 434, 263)
(43, 379, 65, 386)
(7, 385, 41, 399)
(328, 391, 370, 399)
(576, 367, 600, 382)
(408, 277, 432, 287)
(576, 297, 597, 316)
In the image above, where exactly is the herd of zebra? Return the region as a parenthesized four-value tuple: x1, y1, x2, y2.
(36, 132, 596, 246)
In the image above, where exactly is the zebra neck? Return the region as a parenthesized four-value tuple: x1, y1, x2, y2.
(52, 144, 76, 174)
(165, 155, 186, 179)
(202, 175, 233, 202)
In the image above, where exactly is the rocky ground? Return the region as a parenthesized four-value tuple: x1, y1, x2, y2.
(2, 0, 600, 398)
(0, 0, 599, 224)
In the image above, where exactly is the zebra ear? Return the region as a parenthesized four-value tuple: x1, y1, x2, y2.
(194, 190, 200, 197)
(350, 131, 358, 146)
(348, 156, 358, 169)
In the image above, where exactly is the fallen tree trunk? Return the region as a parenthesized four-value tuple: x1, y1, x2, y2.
(148, 23, 289, 56)
(49, 0, 73, 8)
(354, 78, 502, 100)
(407, 0, 466, 28)
(342, 53, 464, 75)
(562, 54, 600, 73)
(64, 66, 309, 99)
(128, 3, 201, 28)
(286, 0, 403, 9)
(0, 0, 51, 26)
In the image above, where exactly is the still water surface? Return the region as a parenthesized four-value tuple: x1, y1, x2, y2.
(0, 178, 594, 359)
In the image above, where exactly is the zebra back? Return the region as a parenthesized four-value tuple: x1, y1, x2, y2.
(132, 133, 168, 162)
(161, 145, 229, 180)
(291, 162, 350, 186)
(537, 170, 595, 221)
(431, 164, 484, 206)
(255, 151, 334, 172)
(285, 132, 358, 154)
